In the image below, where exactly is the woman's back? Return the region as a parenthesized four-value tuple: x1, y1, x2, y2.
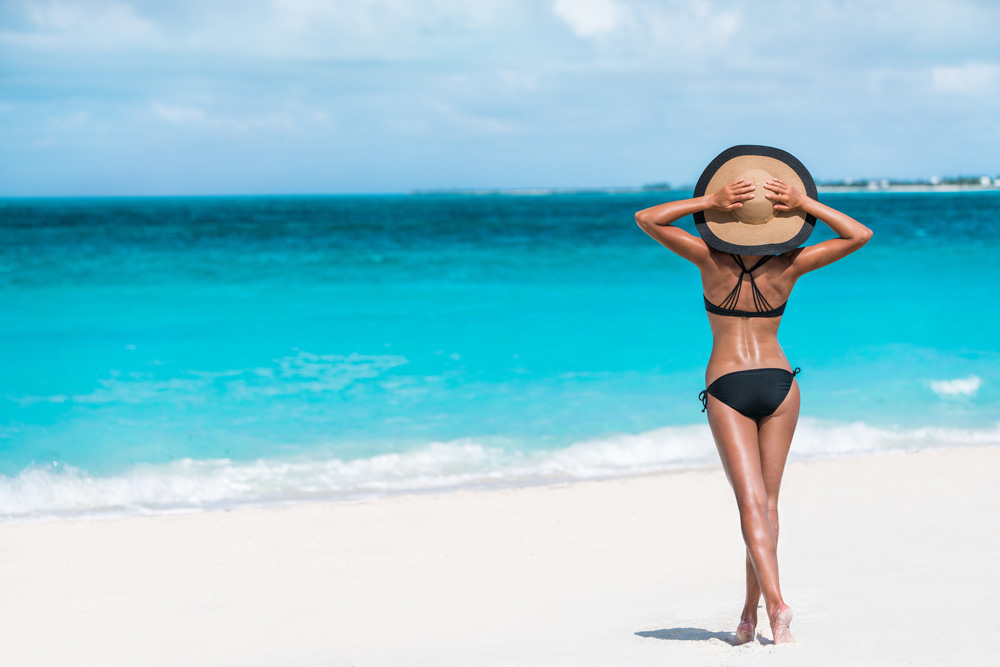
(701, 250, 798, 383)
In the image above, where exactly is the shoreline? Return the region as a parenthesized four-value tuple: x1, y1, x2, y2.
(5, 418, 1000, 524)
(2, 444, 998, 665)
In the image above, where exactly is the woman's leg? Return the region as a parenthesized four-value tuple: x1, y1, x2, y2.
(706, 384, 799, 644)
(737, 381, 800, 642)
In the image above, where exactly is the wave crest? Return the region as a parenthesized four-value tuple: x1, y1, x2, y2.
(930, 375, 982, 397)
(2, 418, 999, 521)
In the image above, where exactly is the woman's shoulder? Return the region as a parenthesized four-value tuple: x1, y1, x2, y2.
(774, 249, 803, 271)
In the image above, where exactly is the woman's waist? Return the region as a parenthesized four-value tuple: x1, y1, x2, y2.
(705, 346, 792, 384)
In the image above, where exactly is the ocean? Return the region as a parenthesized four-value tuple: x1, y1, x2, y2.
(2, 191, 999, 520)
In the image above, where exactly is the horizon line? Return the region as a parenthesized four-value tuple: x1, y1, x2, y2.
(2, 182, 1000, 200)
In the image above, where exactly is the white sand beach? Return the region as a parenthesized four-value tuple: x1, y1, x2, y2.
(2, 446, 998, 666)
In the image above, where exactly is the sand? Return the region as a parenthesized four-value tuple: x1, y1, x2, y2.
(2, 446, 998, 666)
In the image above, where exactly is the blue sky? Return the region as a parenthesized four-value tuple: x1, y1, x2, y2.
(1, 0, 998, 195)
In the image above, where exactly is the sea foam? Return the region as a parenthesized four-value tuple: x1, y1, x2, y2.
(930, 375, 982, 397)
(2, 418, 998, 522)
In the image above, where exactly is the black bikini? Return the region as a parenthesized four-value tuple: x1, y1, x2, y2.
(699, 254, 800, 421)
(703, 255, 785, 318)
(699, 367, 801, 420)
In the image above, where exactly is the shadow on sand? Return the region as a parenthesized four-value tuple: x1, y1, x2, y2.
(636, 627, 772, 646)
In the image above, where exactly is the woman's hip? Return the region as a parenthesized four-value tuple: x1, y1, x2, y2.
(699, 367, 801, 421)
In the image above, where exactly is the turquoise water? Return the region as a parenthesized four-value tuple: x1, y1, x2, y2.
(2, 192, 999, 518)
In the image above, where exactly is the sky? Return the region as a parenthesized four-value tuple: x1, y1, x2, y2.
(1, 0, 999, 196)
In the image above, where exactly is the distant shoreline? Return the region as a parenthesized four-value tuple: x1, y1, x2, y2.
(3, 184, 1000, 200)
(817, 184, 1000, 193)
(412, 184, 1000, 196)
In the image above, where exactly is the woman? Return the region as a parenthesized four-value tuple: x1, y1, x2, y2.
(634, 147, 872, 645)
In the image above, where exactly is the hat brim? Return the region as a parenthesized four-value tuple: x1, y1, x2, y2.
(693, 145, 817, 255)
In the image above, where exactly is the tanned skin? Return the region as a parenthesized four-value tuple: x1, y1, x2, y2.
(635, 178, 872, 644)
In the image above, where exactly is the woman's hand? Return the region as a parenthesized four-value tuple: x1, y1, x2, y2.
(778, 179, 873, 277)
(707, 179, 755, 211)
(763, 178, 808, 212)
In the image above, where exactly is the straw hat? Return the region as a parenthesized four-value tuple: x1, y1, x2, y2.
(693, 145, 818, 255)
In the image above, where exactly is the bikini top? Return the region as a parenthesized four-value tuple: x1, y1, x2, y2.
(704, 254, 787, 318)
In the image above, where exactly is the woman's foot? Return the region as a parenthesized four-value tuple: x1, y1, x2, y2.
(769, 604, 795, 645)
(734, 617, 756, 645)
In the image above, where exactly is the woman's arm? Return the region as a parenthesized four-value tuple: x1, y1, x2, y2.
(635, 179, 755, 266)
(764, 178, 873, 276)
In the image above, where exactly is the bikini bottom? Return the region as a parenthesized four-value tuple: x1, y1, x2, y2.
(698, 367, 801, 421)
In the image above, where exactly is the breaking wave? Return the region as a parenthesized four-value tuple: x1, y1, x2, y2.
(2, 418, 999, 522)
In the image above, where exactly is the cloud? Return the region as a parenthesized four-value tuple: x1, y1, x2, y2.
(247, 0, 506, 59)
(932, 62, 1000, 95)
(147, 98, 337, 136)
(552, 0, 622, 38)
(1, 0, 1000, 194)
(1, 0, 514, 58)
(151, 102, 206, 125)
(548, 0, 744, 71)
(0, 0, 159, 49)
(175, 0, 517, 61)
